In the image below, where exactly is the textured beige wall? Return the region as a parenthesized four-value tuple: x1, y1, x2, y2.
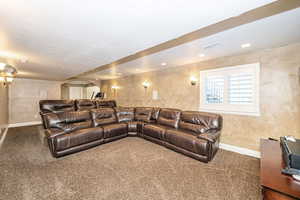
(0, 86, 8, 127)
(101, 43, 300, 151)
(9, 78, 61, 124)
(61, 85, 69, 100)
(61, 85, 87, 99)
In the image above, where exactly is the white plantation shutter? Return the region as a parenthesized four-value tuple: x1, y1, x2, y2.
(200, 63, 260, 116)
(205, 75, 224, 104)
(229, 74, 253, 104)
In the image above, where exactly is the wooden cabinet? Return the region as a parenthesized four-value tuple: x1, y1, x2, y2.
(260, 139, 300, 199)
(262, 188, 297, 200)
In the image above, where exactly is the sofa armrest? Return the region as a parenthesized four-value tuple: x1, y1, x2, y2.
(197, 129, 221, 143)
(45, 128, 67, 139)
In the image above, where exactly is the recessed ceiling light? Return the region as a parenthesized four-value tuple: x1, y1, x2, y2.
(241, 43, 251, 48)
(203, 43, 220, 50)
(0, 62, 6, 70)
(161, 62, 167, 66)
(199, 54, 205, 57)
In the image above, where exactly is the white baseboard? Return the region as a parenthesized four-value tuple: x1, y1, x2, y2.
(8, 121, 41, 128)
(219, 143, 260, 158)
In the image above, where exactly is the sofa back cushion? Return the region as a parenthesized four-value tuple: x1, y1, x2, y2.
(151, 107, 160, 121)
(96, 100, 117, 108)
(179, 111, 222, 134)
(157, 108, 181, 128)
(114, 107, 135, 122)
(44, 111, 92, 133)
(90, 108, 117, 127)
(108, 100, 117, 107)
(134, 107, 153, 123)
(40, 100, 75, 114)
(75, 99, 96, 111)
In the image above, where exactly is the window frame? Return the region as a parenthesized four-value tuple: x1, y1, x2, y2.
(199, 63, 260, 117)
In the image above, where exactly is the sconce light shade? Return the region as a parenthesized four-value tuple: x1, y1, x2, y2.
(190, 76, 197, 86)
(142, 81, 150, 89)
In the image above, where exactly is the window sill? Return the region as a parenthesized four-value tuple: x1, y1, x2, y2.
(199, 108, 260, 117)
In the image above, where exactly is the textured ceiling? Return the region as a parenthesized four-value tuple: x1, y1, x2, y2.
(82, 8, 300, 80)
(0, 0, 276, 80)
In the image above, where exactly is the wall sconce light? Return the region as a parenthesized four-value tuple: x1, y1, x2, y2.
(111, 85, 119, 97)
(0, 63, 17, 87)
(142, 81, 150, 89)
(111, 85, 120, 90)
(190, 76, 197, 86)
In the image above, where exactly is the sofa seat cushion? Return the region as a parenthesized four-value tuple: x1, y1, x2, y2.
(102, 123, 128, 139)
(165, 129, 208, 156)
(55, 127, 104, 151)
(59, 121, 92, 133)
(127, 121, 145, 132)
(143, 124, 170, 140)
(127, 121, 137, 132)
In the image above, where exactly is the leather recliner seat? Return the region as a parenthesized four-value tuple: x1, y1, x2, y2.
(141, 108, 181, 146)
(44, 110, 103, 157)
(40, 100, 76, 129)
(90, 108, 128, 143)
(40, 100, 222, 162)
(164, 111, 222, 162)
(115, 107, 139, 135)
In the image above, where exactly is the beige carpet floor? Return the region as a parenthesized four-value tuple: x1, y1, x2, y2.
(0, 126, 261, 200)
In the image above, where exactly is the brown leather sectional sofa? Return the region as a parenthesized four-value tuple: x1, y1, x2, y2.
(39, 99, 222, 162)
